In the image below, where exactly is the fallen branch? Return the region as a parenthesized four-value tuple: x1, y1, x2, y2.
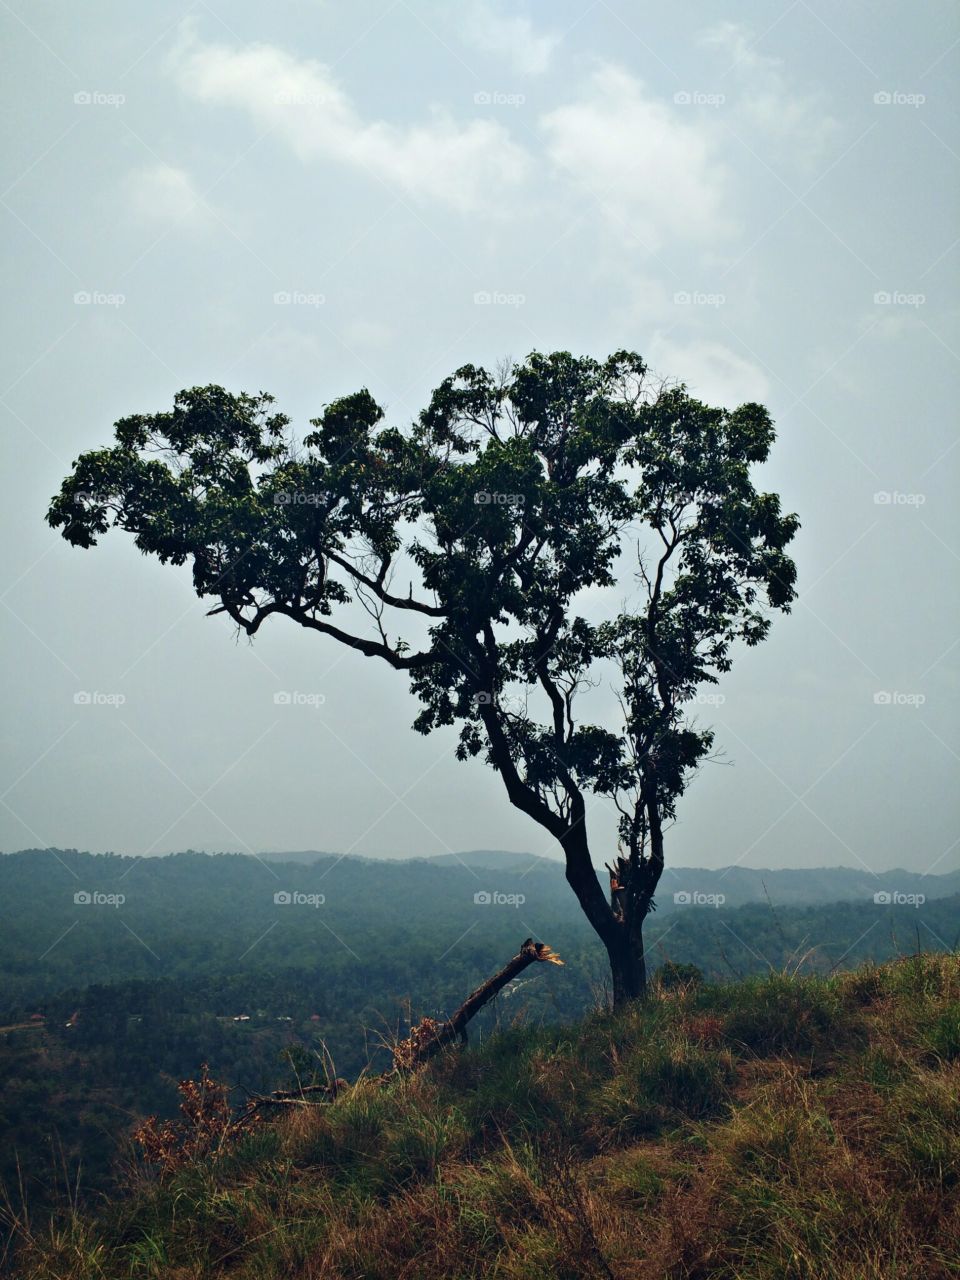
(392, 938, 563, 1071)
(236, 1078, 348, 1125)
(231, 939, 563, 1131)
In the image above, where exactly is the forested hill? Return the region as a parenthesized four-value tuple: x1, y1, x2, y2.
(2, 848, 958, 1008)
(1, 848, 958, 1007)
(258, 847, 960, 904)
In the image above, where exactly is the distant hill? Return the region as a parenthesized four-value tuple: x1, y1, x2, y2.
(420, 849, 556, 873)
(252, 849, 553, 871)
(2, 848, 957, 1012)
(419, 854, 960, 905)
(6, 847, 959, 922)
(654, 862, 960, 907)
(254, 849, 347, 865)
(229, 849, 960, 905)
(253, 847, 960, 907)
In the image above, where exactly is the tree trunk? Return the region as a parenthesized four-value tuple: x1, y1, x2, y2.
(602, 793, 665, 1008)
(607, 920, 647, 1008)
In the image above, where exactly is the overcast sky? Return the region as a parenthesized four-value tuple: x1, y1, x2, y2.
(1, 0, 957, 875)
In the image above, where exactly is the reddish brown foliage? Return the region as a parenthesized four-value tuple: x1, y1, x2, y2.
(133, 1065, 251, 1175)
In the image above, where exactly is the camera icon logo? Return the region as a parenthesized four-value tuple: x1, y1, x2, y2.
(873, 891, 892, 904)
(274, 891, 292, 905)
(74, 890, 92, 904)
(473, 891, 492, 905)
(673, 891, 692, 905)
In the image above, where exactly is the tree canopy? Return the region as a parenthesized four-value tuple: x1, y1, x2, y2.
(49, 350, 799, 1001)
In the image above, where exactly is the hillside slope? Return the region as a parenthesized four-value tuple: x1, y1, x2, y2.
(12, 953, 960, 1280)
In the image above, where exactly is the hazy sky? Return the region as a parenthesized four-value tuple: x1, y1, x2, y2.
(1, 1, 957, 874)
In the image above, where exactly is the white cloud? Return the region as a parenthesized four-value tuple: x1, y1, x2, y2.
(462, 4, 559, 75)
(699, 22, 838, 169)
(646, 333, 770, 407)
(123, 163, 212, 227)
(540, 65, 733, 250)
(167, 23, 528, 213)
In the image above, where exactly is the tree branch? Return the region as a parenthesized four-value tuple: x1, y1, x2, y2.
(393, 939, 564, 1070)
(325, 549, 445, 616)
(223, 600, 433, 670)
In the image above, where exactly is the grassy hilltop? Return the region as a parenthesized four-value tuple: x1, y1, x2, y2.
(10, 952, 960, 1280)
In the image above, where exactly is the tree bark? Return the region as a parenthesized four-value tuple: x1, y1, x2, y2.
(606, 922, 647, 1007)
(603, 806, 664, 1009)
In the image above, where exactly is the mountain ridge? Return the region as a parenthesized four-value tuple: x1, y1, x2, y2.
(6, 846, 958, 905)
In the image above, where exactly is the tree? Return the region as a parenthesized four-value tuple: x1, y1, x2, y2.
(48, 350, 798, 1006)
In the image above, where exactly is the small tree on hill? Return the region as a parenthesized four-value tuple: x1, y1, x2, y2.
(48, 350, 798, 1005)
